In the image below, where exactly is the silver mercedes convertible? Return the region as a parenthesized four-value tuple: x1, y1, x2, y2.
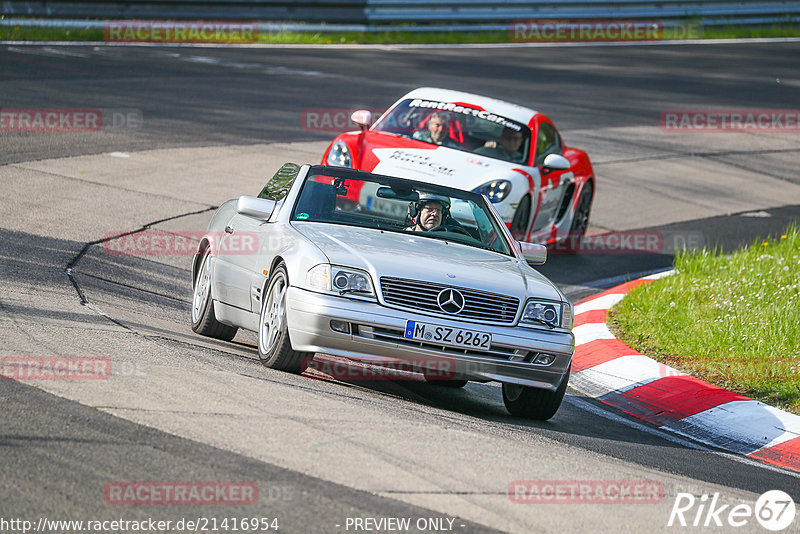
(191, 163, 574, 420)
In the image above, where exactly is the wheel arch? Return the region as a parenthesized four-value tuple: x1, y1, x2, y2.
(262, 255, 288, 294)
(191, 238, 213, 288)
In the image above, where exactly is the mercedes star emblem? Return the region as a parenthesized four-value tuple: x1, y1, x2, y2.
(437, 288, 465, 314)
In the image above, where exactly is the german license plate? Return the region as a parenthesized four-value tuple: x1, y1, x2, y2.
(404, 321, 491, 350)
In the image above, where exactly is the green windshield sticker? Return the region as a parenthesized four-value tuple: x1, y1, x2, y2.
(296, 213, 309, 220)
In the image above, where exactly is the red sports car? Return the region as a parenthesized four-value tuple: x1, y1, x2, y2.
(322, 87, 595, 251)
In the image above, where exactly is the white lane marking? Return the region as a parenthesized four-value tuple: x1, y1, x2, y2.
(740, 210, 772, 218)
(572, 267, 672, 294)
(566, 395, 800, 479)
(572, 355, 685, 398)
(574, 293, 624, 315)
(183, 55, 220, 64)
(7, 45, 87, 57)
(4, 37, 800, 49)
(107, 152, 130, 158)
(573, 322, 615, 346)
(179, 54, 328, 76)
(643, 269, 675, 280)
(41, 46, 90, 58)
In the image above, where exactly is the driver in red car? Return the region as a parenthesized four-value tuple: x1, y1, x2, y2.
(412, 112, 461, 148)
(406, 194, 450, 232)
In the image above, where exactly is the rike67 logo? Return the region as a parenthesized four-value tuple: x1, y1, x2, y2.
(668, 490, 796, 531)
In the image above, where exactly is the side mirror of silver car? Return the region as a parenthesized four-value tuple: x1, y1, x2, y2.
(518, 242, 547, 265)
(237, 196, 276, 220)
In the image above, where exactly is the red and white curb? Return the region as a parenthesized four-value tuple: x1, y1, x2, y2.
(570, 270, 800, 472)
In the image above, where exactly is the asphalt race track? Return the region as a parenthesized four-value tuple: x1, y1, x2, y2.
(1, 41, 799, 533)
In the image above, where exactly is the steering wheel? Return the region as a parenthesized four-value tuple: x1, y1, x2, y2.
(429, 224, 472, 237)
(398, 110, 416, 128)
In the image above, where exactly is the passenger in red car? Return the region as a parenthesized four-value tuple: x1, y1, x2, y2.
(476, 127, 525, 163)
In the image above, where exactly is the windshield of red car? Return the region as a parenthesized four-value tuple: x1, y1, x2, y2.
(291, 171, 514, 256)
(371, 98, 530, 164)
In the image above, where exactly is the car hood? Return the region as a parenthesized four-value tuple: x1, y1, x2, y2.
(361, 133, 524, 190)
(292, 222, 562, 301)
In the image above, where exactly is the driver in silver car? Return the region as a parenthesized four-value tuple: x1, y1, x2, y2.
(406, 194, 450, 232)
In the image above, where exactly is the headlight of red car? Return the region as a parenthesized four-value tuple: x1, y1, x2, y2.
(326, 140, 352, 167)
(473, 180, 512, 203)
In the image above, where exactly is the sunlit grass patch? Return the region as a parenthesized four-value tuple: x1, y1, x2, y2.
(2, 22, 800, 44)
(608, 226, 800, 414)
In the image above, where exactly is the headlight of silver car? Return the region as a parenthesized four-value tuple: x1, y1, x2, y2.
(326, 140, 352, 167)
(306, 264, 376, 300)
(520, 299, 570, 330)
(473, 180, 512, 203)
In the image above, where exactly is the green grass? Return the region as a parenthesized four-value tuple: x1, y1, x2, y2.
(0, 25, 103, 41)
(608, 226, 800, 414)
(1, 22, 799, 44)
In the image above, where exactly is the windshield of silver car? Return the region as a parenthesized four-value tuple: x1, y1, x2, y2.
(371, 98, 530, 164)
(291, 172, 513, 256)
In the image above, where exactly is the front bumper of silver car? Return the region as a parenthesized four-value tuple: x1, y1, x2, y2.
(286, 287, 574, 391)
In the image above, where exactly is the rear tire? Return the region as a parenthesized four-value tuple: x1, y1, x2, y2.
(502, 366, 570, 420)
(191, 252, 238, 341)
(562, 182, 593, 254)
(258, 263, 309, 373)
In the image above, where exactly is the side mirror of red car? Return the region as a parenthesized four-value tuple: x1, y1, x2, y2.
(541, 154, 570, 174)
(351, 110, 372, 130)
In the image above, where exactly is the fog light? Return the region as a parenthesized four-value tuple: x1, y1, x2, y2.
(330, 320, 350, 334)
(533, 353, 555, 365)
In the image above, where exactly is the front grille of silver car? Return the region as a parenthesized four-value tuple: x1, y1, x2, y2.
(380, 277, 519, 324)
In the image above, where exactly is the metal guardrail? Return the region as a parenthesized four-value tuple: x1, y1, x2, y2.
(365, 0, 800, 23)
(1, 0, 797, 27)
(1, 1, 367, 22)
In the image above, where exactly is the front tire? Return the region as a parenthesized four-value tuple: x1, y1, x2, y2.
(258, 263, 309, 373)
(191, 252, 238, 341)
(562, 182, 593, 254)
(510, 195, 531, 241)
(502, 366, 570, 420)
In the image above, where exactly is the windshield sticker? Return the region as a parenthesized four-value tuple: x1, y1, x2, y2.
(296, 212, 309, 220)
(388, 150, 455, 176)
(408, 99, 523, 132)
